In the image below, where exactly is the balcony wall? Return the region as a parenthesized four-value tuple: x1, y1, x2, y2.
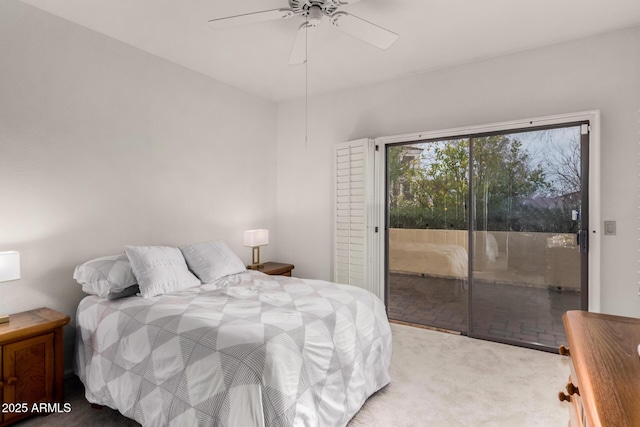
(389, 228, 580, 290)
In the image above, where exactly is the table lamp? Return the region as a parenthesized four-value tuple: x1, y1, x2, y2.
(0, 251, 21, 324)
(244, 229, 269, 269)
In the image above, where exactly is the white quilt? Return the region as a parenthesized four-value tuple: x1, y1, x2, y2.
(75, 271, 392, 426)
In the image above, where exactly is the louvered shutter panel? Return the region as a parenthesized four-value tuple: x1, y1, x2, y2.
(334, 139, 379, 296)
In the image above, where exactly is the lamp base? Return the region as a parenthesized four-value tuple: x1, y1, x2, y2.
(0, 314, 9, 324)
(247, 263, 265, 270)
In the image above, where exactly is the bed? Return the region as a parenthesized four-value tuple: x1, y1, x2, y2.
(75, 268, 392, 427)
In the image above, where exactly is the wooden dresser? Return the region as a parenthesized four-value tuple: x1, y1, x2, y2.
(559, 310, 640, 427)
(0, 308, 70, 426)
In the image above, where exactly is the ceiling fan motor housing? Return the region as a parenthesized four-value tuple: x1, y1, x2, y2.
(289, 0, 340, 17)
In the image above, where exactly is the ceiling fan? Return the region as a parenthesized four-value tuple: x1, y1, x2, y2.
(208, 0, 399, 65)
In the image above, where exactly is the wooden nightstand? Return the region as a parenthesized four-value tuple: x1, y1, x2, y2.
(0, 308, 70, 426)
(250, 262, 295, 277)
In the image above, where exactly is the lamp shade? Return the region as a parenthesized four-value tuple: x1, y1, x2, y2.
(243, 229, 269, 247)
(0, 251, 20, 282)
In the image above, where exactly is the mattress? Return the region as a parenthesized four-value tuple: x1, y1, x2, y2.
(75, 270, 392, 426)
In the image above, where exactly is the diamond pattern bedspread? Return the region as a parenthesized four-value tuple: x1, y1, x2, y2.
(75, 271, 392, 426)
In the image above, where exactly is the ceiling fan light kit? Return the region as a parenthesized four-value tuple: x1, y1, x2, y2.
(208, 0, 398, 65)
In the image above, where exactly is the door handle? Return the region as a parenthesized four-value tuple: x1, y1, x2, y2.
(576, 230, 588, 253)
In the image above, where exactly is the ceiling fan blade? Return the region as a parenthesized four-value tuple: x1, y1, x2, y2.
(208, 9, 296, 29)
(330, 12, 398, 49)
(335, 0, 364, 6)
(289, 22, 319, 65)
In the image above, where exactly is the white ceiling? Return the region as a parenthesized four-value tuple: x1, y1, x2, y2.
(20, 0, 640, 102)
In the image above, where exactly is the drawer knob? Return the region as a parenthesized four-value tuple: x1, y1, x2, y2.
(566, 382, 580, 396)
(6, 377, 17, 386)
(558, 345, 570, 356)
(558, 391, 572, 402)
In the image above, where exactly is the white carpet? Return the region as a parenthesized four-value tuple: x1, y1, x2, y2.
(348, 323, 570, 426)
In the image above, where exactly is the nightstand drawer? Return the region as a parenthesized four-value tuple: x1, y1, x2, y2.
(0, 308, 70, 426)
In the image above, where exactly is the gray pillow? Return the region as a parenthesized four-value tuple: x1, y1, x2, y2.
(180, 241, 246, 284)
(125, 246, 201, 298)
(73, 254, 137, 298)
(106, 285, 140, 300)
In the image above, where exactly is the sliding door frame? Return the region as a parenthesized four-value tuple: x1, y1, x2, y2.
(374, 110, 601, 313)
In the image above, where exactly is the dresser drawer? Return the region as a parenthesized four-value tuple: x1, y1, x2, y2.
(561, 311, 640, 427)
(567, 374, 587, 427)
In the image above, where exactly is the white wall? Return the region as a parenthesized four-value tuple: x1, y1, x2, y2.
(0, 1, 277, 371)
(3, 3, 639, 377)
(276, 26, 640, 317)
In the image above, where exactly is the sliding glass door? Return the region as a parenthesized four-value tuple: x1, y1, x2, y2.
(469, 125, 586, 350)
(387, 139, 469, 332)
(386, 123, 588, 351)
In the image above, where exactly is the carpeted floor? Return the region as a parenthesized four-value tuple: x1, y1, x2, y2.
(348, 323, 570, 426)
(16, 323, 570, 426)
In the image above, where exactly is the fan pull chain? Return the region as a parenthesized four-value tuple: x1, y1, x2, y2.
(305, 16, 309, 146)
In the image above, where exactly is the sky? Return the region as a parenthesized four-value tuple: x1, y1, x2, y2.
(402, 124, 582, 195)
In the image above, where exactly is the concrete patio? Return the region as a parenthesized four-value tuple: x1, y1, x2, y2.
(387, 272, 580, 349)
(387, 228, 582, 350)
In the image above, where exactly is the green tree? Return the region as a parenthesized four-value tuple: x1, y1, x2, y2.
(416, 139, 469, 229)
(473, 136, 550, 231)
(389, 135, 552, 231)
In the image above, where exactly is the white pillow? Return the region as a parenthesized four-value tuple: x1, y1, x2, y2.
(180, 241, 246, 284)
(73, 254, 137, 298)
(124, 246, 201, 298)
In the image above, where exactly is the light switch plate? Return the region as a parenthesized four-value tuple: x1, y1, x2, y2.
(604, 220, 616, 235)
